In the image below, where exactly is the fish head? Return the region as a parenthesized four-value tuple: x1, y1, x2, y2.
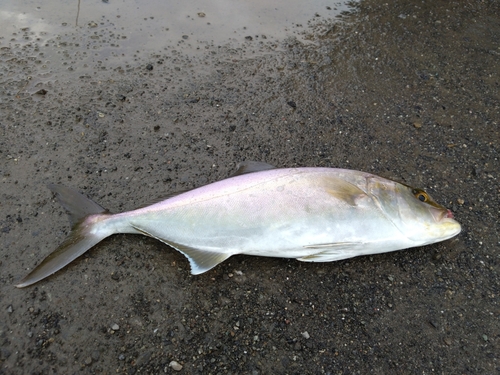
(367, 176, 461, 245)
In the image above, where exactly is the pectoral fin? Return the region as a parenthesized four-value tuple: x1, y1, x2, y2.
(322, 178, 367, 206)
(298, 242, 366, 262)
(131, 225, 231, 274)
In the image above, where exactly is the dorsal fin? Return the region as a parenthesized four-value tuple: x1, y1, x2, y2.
(231, 161, 276, 177)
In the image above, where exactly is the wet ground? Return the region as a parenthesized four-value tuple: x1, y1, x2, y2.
(1, 0, 499, 374)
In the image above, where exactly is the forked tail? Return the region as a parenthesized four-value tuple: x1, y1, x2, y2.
(16, 185, 112, 288)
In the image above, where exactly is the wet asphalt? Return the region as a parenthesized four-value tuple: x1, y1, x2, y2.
(1, 0, 499, 374)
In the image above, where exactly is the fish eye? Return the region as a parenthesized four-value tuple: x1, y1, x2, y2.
(413, 189, 429, 202)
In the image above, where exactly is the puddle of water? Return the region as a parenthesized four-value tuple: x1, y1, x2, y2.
(1, 0, 355, 44)
(0, 0, 357, 97)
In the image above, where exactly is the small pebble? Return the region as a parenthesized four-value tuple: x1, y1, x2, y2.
(444, 337, 452, 346)
(457, 198, 464, 205)
(111, 324, 119, 331)
(301, 331, 310, 339)
(169, 360, 183, 371)
(197, 12, 206, 18)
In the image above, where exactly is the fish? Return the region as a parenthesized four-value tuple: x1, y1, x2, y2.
(16, 162, 461, 288)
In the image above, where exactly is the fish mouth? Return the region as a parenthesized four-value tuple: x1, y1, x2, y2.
(431, 207, 455, 223)
(431, 208, 461, 236)
(437, 209, 462, 237)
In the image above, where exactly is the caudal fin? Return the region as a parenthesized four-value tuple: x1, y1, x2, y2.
(16, 185, 111, 288)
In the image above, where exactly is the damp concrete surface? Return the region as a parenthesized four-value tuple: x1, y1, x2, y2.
(1, 0, 499, 373)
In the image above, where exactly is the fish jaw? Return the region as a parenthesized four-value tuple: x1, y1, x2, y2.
(425, 216, 461, 244)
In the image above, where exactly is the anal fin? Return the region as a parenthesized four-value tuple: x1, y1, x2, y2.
(167, 241, 232, 275)
(131, 225, 231, 274)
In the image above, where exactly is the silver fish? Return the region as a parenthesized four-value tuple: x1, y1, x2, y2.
(16, 162, 461, 287)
